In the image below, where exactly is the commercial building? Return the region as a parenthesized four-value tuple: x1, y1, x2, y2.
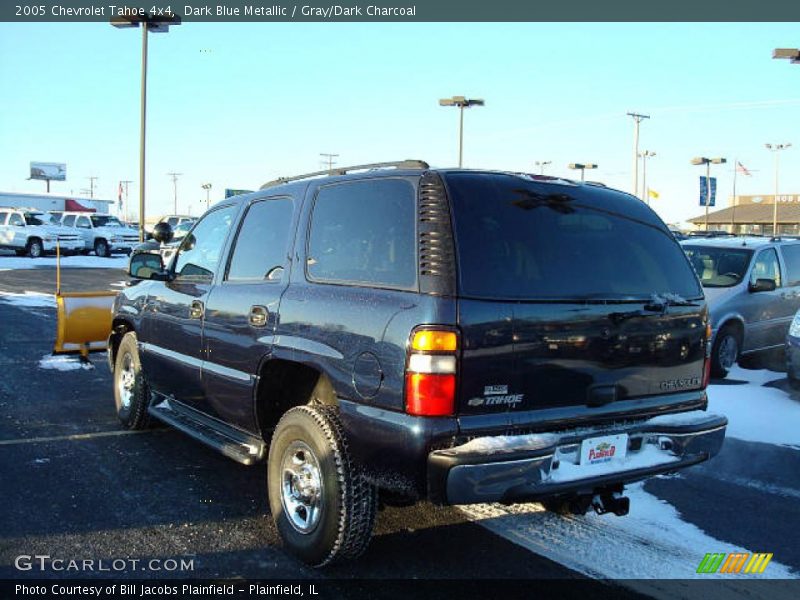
(688, 193, 800, 235)
(0, 191, 114, 215)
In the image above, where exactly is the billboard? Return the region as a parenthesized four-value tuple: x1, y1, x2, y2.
(30, 162, 66, 181)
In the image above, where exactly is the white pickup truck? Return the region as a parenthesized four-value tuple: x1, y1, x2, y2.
(57, 212, 141, 257)
(0, 208, 84, 258)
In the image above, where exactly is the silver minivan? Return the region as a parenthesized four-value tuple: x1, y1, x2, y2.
(681, 237, 800, 377)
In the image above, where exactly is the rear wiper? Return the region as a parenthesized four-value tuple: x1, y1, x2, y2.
(609, 293, 698, 324)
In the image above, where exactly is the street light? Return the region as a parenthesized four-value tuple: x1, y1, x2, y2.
(535, 160, 552, 175)
(439, 96, 484, 168)
(773, 48, 800, 64)
(766, 143, 792, 236)
(691, 156, 727, 232)
(568, 162, 597, 182)
(639, 150, 656, 204)
(201, 183, 212, 211)
(111, 12, 181, 242)
(627, 112, 650, 198)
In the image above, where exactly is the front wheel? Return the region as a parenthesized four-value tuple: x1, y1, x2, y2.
(27, 238, 43, 258)
(113, 332, 151, 429)
(268, 405, 377, 567)
(710, 325, 741, 379)
(94, 239, 110, 258)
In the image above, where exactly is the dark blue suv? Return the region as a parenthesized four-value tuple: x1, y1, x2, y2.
(109, 161, 727, 566)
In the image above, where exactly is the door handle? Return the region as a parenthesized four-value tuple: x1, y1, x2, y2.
(249, 305, 269, 327)
(189, 300, 204, 319)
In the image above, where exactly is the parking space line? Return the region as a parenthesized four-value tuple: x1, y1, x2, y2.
(0, 428, 166, 446)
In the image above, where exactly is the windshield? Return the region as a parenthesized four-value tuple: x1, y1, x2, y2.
(90, 215, 122, 227)
(447, 174, 703, 301)
(682, 245, 754, 288)
(24, 213, 57, 226)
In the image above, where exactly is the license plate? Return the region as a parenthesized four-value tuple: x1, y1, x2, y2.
(580, 434, 628, 466)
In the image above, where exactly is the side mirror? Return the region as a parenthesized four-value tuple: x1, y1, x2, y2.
(749, 278, 777, 293)
(129, 252, 170, 281)
(152, 222, 174, 244)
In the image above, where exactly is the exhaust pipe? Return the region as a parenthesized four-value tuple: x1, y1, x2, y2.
(591, 492, 630, 517)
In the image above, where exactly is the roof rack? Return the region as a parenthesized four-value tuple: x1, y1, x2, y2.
(260, 160, 430, 189)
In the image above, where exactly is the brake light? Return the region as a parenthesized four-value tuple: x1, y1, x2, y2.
(702, 322, 713, 388)
(405, 328, 458, 416)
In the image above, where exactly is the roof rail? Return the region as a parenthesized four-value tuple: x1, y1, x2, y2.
(260, 159, 430, 189)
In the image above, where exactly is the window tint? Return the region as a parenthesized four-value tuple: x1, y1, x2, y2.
(447, 174, 703, 300)
(781, 244, 800, 286)
(173, 205, 237, 283)
(227, 198, 293, 282)
(62, 215, 76, 227)
(750, 248, 781, 287)
(8, 213, 24, 226)
(307, 179, 416, 289)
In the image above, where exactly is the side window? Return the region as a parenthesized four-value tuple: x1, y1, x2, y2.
(227, 198, 293, 282)
(76, 216, 91, 228)
(62, 215, 76, 227)
(8, 213, 24, 226)
(306, 179, 416, 289)
(167, 217, 179, 228)
(751, 248, 782, 287)
(0, 211, 8, 225)
(780, 245, 800, 287)
(173, 205, 237, 283)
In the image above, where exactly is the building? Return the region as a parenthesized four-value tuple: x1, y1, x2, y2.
(0, 191, 114, 215)
(688, 193, 800, 235)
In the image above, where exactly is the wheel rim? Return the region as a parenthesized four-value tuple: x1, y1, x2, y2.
(117, 352, 135, 409)
(30, 243, 42, 258)
(280, 441, 324, 534)
(97, 243, 107, 257)
(718, 335, 738, 369)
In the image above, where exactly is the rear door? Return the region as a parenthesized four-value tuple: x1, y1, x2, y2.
(445, 173, 707, 418)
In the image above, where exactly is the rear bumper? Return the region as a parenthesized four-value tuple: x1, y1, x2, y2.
(427, 410, 727, 505)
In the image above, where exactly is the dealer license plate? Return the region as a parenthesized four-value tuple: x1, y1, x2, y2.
(580, 434, 628, 466)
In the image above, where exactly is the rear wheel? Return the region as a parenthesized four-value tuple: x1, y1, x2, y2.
(94, 239, 110, 258)
(268, 405, 377, 567)
(710, 324, 741, 379)
(26, 238, 43, 258)
(113, 332, 151, 430)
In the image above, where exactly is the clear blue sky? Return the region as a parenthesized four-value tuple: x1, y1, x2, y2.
(0, 22, 798, 225)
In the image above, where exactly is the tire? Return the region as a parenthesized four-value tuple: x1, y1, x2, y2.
(113, 332, 151, 430)
(26, 238, 43, 258)
(268, 405, 377, 567)
(94, 239, 110, 258)
(710, 324, 742, 379)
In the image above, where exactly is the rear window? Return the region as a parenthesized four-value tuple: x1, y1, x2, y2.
(447, 174, 703, 301)
(683, 245, 754, 288)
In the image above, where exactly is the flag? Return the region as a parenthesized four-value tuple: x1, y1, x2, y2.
(118, 181, 123, 210)
(736, 161, 752, 177)
(648, 188, 660, 200)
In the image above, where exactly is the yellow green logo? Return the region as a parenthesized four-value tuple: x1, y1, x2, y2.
(697, 552, 773, 574)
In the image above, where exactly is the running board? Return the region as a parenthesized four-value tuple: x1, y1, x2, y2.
(148, 397, 266, 465)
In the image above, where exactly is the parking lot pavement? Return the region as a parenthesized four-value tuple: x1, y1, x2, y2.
(0, 268, 600, 585)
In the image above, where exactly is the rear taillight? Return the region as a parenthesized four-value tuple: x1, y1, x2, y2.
(702, 322, 712, 388)
(404, 328, 458, 416)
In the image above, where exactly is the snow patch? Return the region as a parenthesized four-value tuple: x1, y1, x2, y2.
(708, 366, 800, 448)
(38, 354, 94, 371)
(0, 291, 55, 308)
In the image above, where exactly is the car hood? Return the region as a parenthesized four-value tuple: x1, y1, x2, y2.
(701, 285, 740, 307)
(95, 226, 137, 237)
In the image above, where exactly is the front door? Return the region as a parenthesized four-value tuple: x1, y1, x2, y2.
(743, 247, 785, 349)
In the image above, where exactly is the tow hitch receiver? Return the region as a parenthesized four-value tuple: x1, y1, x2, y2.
(592, 491, 630, 517)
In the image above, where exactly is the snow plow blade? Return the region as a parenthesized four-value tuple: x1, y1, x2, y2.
(54, 291, 117, 358)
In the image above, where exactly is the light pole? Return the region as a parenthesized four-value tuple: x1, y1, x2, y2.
(111, 12, 181, 241)
(439, 96, 484, 167)
(691, 157, 727, 231)
(639, 150, 656, 204)
(627, 112, 650, 198)
(766, 143, 792, 236)
(201, 183, 212, 211)
(535, 160, 551, 175)
(568, 162, 597, 182)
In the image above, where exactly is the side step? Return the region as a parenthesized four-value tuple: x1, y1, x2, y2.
(149, 397, 267, 465)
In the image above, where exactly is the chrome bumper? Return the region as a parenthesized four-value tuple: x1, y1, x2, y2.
(428, 410, 727, 505)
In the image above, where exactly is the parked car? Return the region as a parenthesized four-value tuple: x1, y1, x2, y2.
(145, 214, 195, 237)
(786, 309, 800, 389)
(0, 207, 83, 257)
(56, 212, 140, 257)
(681, 237, 800, 377)
(131, 219, 192, 262)
(109, 162, 727, 566)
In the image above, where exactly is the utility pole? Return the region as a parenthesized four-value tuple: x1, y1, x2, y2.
(627, 112, 650, 198)
(320, 153, 339, 173)
(121, 180, 133, 221)
(86, 176, 98, 199)
(167, 172, 182, 214)
(766, 143, 792, 236)
(535, 160, 551, 175)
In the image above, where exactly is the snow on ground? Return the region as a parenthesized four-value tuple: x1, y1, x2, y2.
(0, 291, 55, 308)
(0, 254, 128, 270)
(707, 365, 800, 449)
(463, 484, 796, 596)
(38, 354, 94, 371)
